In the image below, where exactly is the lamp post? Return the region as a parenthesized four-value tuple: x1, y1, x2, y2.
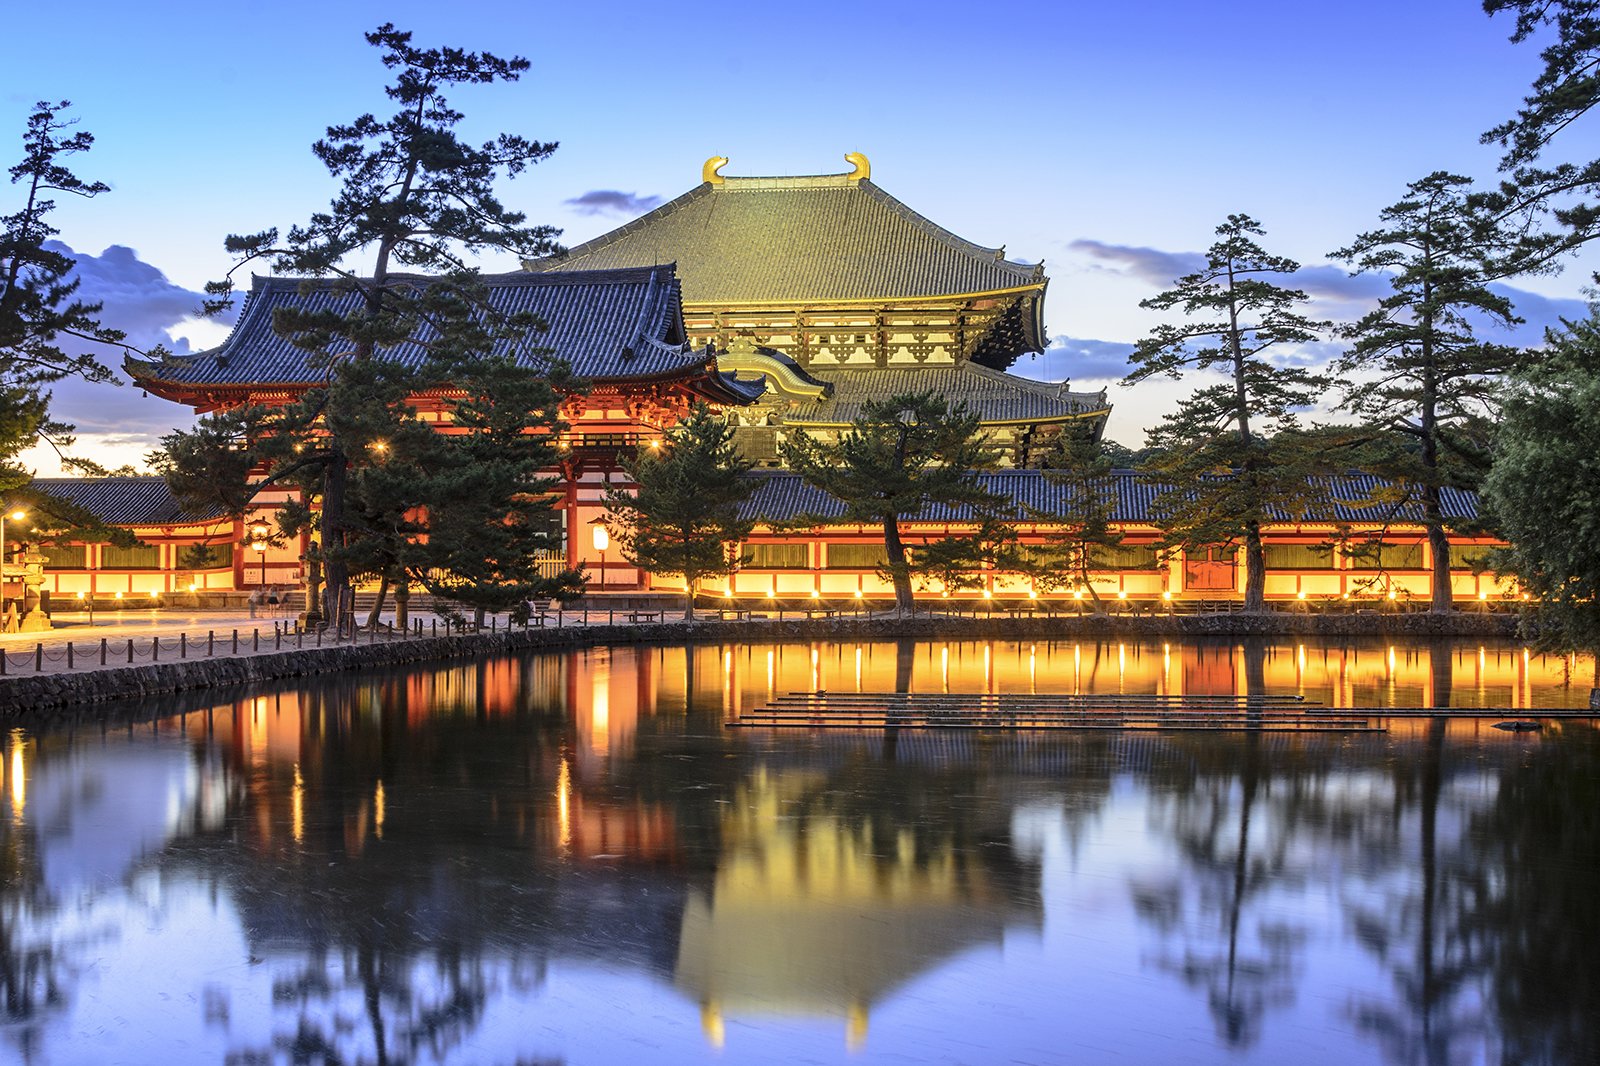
(592, 522, 610, 592)
(248, 520, 270, 587)
(0, 507, 25, 628)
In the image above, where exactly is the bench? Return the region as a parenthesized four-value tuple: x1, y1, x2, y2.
(625, 610, 663, 624)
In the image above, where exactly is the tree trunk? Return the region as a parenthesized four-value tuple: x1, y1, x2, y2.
(883, 519, 914, 613)
(1426, 502, 1453, 614)
(1243, 521, 1266, 611)
(365, 571, 390, 630)
(394, 580, 409, 633)
(322, 446, 351, 635)
(683, 580, 696, 622)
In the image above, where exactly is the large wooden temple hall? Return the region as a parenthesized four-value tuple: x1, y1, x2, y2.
(9, 156, 1510, 609)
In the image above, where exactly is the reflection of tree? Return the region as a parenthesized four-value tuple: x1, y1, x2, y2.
(1134, 640, 1308, 1048)
(1470, 725, 1600, 1064)
(0, 823, 61, 1064)
(1345, 642, 1491, 1065)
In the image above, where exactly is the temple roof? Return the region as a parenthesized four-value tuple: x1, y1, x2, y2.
(527, 165, 1045, 306)
(30, 477, 227, 527)
(126, 265, 726, 391)
(782, 365, 1108, 427)
(742, 471, 1484, 526)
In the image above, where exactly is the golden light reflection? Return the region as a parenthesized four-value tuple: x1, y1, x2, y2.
(854, 646, 863, 692)
(557, 756, 572, 853)
(9, 738, 24, 818)
(291, 763, 304, 844)
(940, 645, 950, 693)
(374, 780, 386, 840)
(811, 645, 821, 692)
(766, 650, 775, 698)
(1028, 644, 1036, 693)
(591, 668, 611, 757)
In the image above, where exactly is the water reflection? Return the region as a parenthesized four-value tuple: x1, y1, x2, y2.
(0, 639, 1593, 1064)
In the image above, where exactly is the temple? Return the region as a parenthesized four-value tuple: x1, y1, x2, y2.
(525, 155, 1110, 467)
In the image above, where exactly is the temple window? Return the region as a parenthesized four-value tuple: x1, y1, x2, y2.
(102, 543, 163, 570)
(1263, 544, 1336, 569)
(1344, 543, 1425, 570)
(743, 543, 809, 569)
(826, 543, 889, 569)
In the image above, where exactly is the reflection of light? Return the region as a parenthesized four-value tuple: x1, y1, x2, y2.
(702, 1003, 726, 1049)
(1118, 643, 1125, 685)
(847, 1002, 869, 1051)
(9, 740, 24, 817)
(766, 650, 775, 696)
(374, 780, 385, 840)
(811, 646, 821, 691)
(1387, 646, 1397, 675)
(941, 645, 950, 693)
(292, 764, 304, 844)
(1029, 644, 1036, 691)
(854, 646, 863, 691)
(591, 669, 611, 756)
(557, 757, 572, 852)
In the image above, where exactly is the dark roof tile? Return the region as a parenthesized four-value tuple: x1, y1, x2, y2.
(30, 477, 227, 526)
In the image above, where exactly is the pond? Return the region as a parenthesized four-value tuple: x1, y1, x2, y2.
(1, 638, 1596, 1064)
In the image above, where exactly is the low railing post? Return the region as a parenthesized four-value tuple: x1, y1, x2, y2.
(35, 643, 42, 672)
(67, 642, 73, 669)
(232, 629, 238, 655)
(100, 638, 107, 666)
(180, 633, 186, 658)
(209, 631, 214, 657)
(126, 638, 133, 663)
(152, 637, 159, 662)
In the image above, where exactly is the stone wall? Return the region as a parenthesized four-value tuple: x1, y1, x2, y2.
(0, 611, 1522, 718)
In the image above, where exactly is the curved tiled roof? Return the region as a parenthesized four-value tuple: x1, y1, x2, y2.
(126, 266, 713, 389)
(783, 365, 1109, 426)
(741, 471, 1483, 526)
(30, 477, 228, 526)
(529, 175, 1044, 304)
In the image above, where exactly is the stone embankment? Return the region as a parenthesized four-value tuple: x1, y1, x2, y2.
(0, 610, 1522, 717)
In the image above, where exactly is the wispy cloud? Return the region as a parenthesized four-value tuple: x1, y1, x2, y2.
(1066, 239, 1205, 288)
(563, 189, 663, 217)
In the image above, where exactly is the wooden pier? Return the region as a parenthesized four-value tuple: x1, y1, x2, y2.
(727, 692, 1600, 734)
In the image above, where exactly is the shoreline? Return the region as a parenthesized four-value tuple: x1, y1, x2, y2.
(0, 610, 1527, 717)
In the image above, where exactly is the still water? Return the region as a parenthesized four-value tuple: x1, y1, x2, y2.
(2, 638, 1596, 1065)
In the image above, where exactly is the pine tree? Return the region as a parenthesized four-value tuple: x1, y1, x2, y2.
(1028, 425, 1126, 609)
(603, 403, 757, 621)
(0, 101, 126, 486)
(1334, 173, 1525, 613)
(782, 392, 1001, 613)
(156, 25, 566, 632)
(1482, 312, 1600, 674)
(1127, 215, 1330, 611)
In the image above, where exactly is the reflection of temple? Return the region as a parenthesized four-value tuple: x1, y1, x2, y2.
(676, 765, 1043, 1048)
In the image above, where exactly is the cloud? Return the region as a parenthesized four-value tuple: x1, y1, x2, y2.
(1066, 239, 1205, 288)
(1023, 336, 1137, 381)
(44, 240, 233, 357)
(563, 190, 664, 217)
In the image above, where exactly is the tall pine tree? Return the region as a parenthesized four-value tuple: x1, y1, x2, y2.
(0, 101, 125, 486)
(1334, 173, 1524, 613)
(603, 403, 757, 621)
(1127, 215, 1329, 611)
(157, 25, 566, 632)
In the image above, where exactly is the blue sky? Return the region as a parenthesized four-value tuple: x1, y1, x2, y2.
(5, 0, 1593, 470)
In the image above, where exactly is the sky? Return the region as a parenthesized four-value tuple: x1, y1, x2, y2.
(4, 0, 1596, 473)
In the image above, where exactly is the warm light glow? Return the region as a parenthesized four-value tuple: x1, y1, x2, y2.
(1161, 591, 1172, 601)
(188, 583, 198, 592)
(810, 589, 820, 599)
(372, 440, 388, 453)
(374, 780, 386, 840)
(9, 742, 24, 816)
(291, 764, 304, 844)
(1073, 589, 1084, 600)
(591, 669, 611, 756)
(114, 591, 123, 600)
(982, 589, 992, 599)
(1297, 590, 1307, 600)
(1387, 589, 1397, 600)
(1479, 590, 1488, 601)
(649, 439, 661, 450)
(76, 590, 84, 600)
(556, 758, 571, 852)
(591, 524, 610, 552)
(723, 588, 733, 598)
(1028, 589, 1037, 600)
(854, 589, 863, 598)
(149, 590, 161, 600)
(1116, 590, 1127, 600)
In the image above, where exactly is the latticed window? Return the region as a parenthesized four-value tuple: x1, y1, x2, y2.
(1449, 544, 1492, 571)
(42, 544, 87, 569)
(826, 543, 889, 569)
(102, 543, 162, 570)
(178, 543, 233, 569)
(1094, 544, 1161, 570)
(743, 543, 809, 569)
(1344, 542, 1424, 570)
(1263, 544, 1336, 569)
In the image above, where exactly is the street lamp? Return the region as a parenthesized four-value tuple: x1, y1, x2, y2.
(248, 520, 270, 587)
(0, 508, 25, 628)
(591, 522, 610, 592)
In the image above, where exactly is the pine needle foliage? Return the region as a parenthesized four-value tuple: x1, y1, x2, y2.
(782, 391, 1001, 613)
(1127, 215, 1330, 610)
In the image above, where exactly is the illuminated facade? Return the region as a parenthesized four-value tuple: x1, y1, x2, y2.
(526, 154, 1111, 467)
